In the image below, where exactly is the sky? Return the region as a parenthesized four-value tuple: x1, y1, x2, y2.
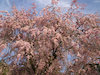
(0, 0, 100, 14)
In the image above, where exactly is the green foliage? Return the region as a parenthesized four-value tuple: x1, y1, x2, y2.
(0, 61, 9, 75)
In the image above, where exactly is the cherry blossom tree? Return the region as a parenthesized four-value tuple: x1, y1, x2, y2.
(0, 0, 100, 75)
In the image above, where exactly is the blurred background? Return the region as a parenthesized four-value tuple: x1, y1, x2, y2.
(0, 0, 100, 14)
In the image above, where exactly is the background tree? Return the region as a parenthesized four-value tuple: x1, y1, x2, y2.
(0, 0, 100, 75)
